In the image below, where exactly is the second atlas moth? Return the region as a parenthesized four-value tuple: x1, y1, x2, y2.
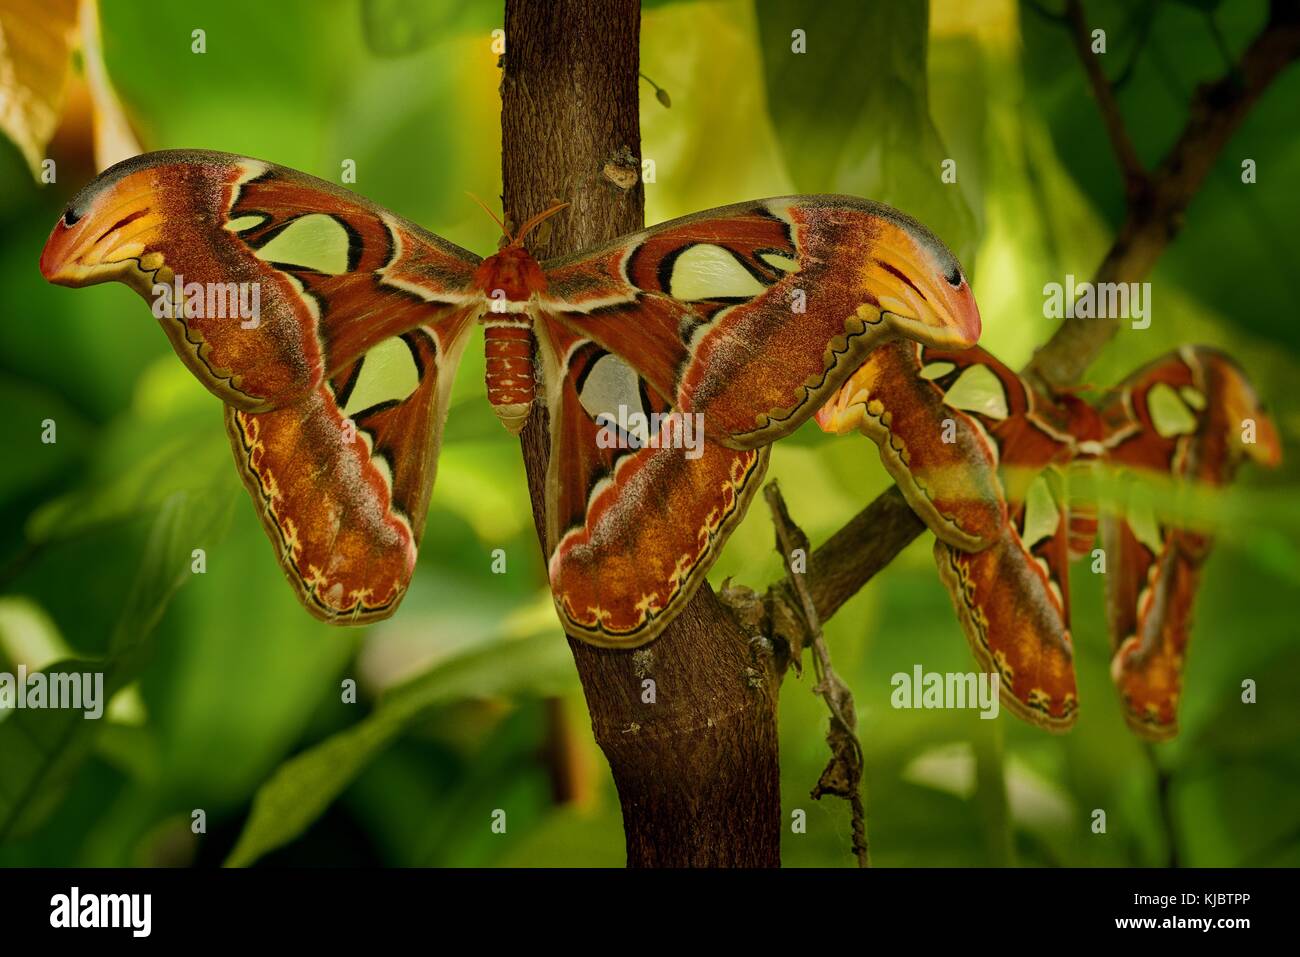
(1098, 347, 1281, 740)
(39, 149, 981, 648)
(816, 341, 1279, 738)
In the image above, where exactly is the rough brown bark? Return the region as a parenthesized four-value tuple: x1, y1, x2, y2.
(501, 0, 781, 867)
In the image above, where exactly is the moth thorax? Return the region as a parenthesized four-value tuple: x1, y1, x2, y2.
(484, 322, 536, 434)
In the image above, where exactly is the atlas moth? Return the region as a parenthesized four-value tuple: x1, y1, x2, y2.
(40, 150, 980, 647)
(817, 341, 1280, 739)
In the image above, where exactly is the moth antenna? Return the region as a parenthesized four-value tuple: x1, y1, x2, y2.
(513, 202, 570, 247)
(466, 192, 511, 239)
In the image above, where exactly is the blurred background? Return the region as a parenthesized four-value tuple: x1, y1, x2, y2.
(0, 0, 1296, 867)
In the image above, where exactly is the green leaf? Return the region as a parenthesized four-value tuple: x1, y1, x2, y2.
(755, 0, 978, 266)
(225, 633, 572, 867)
(26, 420, 229, 548)
(144, 507, 352, 807)
(1020, 0, 1300, 350)
(0, 656, 116, 841)
(359, 0, 498, 57)
(107, 490, 234, 658)
(0, 490, 231, 841)
(0, 377, 92, 508)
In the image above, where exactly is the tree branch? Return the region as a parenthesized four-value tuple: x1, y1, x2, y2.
(764, 483, 869, 867)
(502, 0, 781, 867)
(1025, 0, 1300, 389)
(766, 1, 1300, 629)
(1063, 0, 1149, 202)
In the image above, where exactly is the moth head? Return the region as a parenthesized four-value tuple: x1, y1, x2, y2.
(40, 163, 167, 294)
(865, 215, 980, 350)
(470, 200, 568, 301)
(473, 244, 548, 301)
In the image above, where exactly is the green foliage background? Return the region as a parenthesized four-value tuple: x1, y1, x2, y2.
(1, 0, 1297, 867)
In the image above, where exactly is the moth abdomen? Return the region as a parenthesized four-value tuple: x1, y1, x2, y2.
(484, 319, 536, 434)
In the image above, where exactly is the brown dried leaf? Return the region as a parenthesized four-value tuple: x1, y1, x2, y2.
(0, 0, 139, 181)
(0, 0, 79, 177)
(79, 0, 139, 171)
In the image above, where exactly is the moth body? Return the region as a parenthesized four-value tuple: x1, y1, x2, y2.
(474, 244, 547, 434)
(482, 318, 536, 434)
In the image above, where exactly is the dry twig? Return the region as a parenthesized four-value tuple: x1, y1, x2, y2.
(764, 482, 870, 867)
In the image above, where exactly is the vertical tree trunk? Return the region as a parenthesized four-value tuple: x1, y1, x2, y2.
(500, 0, 781, 867)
